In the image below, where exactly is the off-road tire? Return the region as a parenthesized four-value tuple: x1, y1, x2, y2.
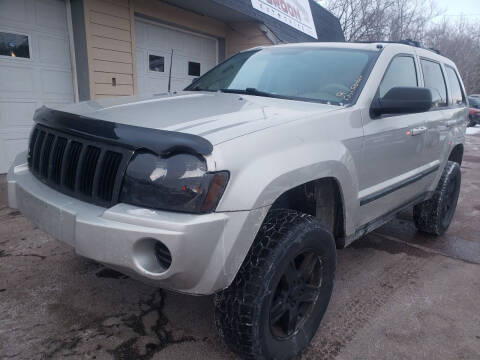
(413, 161, 461, 236)
(214, 209, 336, 360)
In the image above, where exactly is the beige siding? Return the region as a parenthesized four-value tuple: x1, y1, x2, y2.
(94, 72, 133, 85)
(84, 0, 136, 99)
(226, 22, 273, 58)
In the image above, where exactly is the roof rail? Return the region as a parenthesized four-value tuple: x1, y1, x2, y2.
(397, 39, 421, 47)
(351, 39, 441, 55)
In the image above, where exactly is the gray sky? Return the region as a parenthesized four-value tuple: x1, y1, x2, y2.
(317, 0, 480, 21)
(434, 0, 480, 21)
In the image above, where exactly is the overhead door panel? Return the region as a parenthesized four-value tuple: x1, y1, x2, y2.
(0, 0, 74, 173)
(135, 19, 218, 96)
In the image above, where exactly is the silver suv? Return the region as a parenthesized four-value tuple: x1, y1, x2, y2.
(8, 42, 468, 359)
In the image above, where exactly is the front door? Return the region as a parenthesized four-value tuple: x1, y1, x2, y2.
(359, 54, 427, 225)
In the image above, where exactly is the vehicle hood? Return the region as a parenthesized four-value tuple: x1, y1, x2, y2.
(52, 91, 342, 145)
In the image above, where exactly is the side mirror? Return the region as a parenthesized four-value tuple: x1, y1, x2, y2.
(371, 87, 433, 117)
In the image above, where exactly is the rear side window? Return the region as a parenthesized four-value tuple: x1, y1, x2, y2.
(379, 56, 418, 97)
(421, 59, 447, 107)
(445, 66, 465, 105)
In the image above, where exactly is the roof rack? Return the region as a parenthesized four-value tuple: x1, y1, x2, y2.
(352, 39, 441, 55)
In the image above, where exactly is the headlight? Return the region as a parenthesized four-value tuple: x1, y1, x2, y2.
(120, 151, 229, 213)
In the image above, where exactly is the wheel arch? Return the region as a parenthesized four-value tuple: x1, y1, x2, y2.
(448, 144, 464, 165)
(270, 177, 346, 248)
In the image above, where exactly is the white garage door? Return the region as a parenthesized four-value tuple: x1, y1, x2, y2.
(0, 0, 74, 173)
(135, 19, 218, 95)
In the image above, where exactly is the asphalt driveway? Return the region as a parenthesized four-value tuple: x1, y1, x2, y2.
(1, 134, 479, 360)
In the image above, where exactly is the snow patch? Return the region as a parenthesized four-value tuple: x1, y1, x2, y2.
(466, 125, 480, 135)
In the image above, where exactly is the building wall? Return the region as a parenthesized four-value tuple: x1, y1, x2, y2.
(83, 0, 136, 99)
(226, 22, 273, 58)
(81, 0, 274, 99)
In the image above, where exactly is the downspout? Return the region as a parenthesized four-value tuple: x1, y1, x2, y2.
(65, 0, 79, 102)
(259, 24, 282, 45)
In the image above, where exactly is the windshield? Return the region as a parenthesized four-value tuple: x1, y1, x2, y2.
(186, 47, 378, 105)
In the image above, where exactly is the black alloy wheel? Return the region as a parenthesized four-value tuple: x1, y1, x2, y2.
(269, 250, 323, 339)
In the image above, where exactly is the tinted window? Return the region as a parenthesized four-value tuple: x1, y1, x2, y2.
(188, 62, 201, 76)
(0, 32, 30, 58)
(379, 56, 417, 97)
(445, 66, 465, 105)
(187, 48, 377, 105)
(149, 55, 164, 72)
(421, 59, 447, 107)
(469, 97, 480, 108)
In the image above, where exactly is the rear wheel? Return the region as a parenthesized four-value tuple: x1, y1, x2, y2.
(413, 161, 461, 236)
(214, 209, 336, 360)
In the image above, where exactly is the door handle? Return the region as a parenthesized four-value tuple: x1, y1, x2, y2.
(446, 120, 459, 127)
(411, 126, 427, 136)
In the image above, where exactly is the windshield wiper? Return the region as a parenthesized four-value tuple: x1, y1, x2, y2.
(219, 88, 343, 106)
(219, 88, 278, 98)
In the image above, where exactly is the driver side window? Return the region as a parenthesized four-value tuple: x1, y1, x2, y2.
(379, 56, 418, 98)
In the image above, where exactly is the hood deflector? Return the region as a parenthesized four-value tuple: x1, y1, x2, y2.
(33, 107, 214, 156)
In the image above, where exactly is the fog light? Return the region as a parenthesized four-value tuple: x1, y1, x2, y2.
(133, 238, 172, 274)
(154, 241, 172, 269)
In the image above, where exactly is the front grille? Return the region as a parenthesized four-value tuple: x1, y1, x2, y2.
(28, 124, 132, 207)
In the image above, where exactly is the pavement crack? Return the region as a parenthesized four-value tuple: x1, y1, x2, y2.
(107, 290, 202, 360)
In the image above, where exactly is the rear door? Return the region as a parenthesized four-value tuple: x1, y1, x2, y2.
(359, 52, 427, 225)
(443, 65, 468, 155)
(417, 58, 452, 175)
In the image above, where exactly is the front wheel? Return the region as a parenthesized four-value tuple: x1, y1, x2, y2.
(214, 209, 336, 360)
(413, 161, 461, 236)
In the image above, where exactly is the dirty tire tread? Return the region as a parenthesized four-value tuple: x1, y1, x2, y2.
(413, 161, 461, 236)
(214, 209, 336, 360)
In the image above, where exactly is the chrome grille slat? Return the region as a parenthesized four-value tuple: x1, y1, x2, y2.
(28, 124, 131, 207)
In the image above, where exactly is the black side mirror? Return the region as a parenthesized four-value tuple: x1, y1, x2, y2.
(371, 87, 433, 117)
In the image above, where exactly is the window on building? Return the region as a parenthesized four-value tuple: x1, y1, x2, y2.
(0, 32, 30, 59)
(445, 66, 465, 105)
(379, 56, 418, 98)
(149, 54, 164, 72)
(188, 62, 201, 77)
(421, 59, 447, 107)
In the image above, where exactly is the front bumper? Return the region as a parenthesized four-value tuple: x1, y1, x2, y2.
(8, 152, 265, 295)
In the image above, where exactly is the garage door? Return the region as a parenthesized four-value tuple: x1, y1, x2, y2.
(0, 0, 74, 173)
(135, 19, 218, 95)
